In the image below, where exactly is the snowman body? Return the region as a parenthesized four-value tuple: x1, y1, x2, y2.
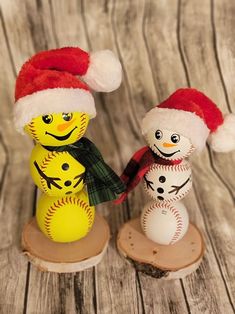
(30, 143, 86, 197)
(143, 160, 192, 203)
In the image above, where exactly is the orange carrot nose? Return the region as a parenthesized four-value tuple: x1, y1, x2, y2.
(163, 142, 177, 148)
(57, 119, 76, 132)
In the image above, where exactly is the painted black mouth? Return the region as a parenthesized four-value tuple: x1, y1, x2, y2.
(46, 126, 77, 141)
(154, 144, 180, 157)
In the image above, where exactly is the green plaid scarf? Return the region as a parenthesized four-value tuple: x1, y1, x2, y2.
(43, 137, 125, 206)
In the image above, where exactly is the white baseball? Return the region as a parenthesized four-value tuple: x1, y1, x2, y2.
(143, 160, 192, 203)
(141, 201, 189, 245)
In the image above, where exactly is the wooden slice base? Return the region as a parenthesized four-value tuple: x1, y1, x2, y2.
(117, 217, 205, 279)
(22, 213, 110, 273)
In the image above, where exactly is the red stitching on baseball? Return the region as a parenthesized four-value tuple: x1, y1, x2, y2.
(144, 177, 191, 204)
(147, 161, 190, 174)
(141, 202, 184, 244)
(168, 204, 183, 244)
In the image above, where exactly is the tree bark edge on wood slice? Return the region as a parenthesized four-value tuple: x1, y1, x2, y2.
(22, 213, 110, 273)
(117, 217, 205, 280)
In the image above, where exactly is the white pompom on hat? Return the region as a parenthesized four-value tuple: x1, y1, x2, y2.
(83, 50, 122, 92)
(208, 114, 235, 152)
(142, 88, 235, 152)
(14, 47, 122, 132)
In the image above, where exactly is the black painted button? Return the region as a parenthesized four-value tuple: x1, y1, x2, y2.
(159, 176, 166, 183)
(157, 187, 164, 194)
(64, 180, 72, 186)
(157, 196, 164, 201)
(66, 191, 72, 194)
(62, 163, 69, 171)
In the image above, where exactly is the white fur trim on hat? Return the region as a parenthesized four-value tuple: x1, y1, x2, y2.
(14, 88, 96, 133)
(83, 50, 122, 92)
(208, 114, 235, 152)
(141, 107, 210, 151)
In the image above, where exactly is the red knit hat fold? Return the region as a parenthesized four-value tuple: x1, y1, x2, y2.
(14, 47, 122, 132)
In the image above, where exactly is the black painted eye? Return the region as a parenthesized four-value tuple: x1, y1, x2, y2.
(155, 130, 163, 140)
(171, 134, 180, 143)
(42, 115, 53, 124)
(62, 113, 73, 121)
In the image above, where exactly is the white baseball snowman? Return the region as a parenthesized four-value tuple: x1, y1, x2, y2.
(140, 88, 235, 245)
(141, 128, 194, 245)
(118, 88, 235, 246)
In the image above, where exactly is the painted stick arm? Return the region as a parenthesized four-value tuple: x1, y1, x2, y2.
(33, 161, 62, 190)
(168, 175, 191, 195)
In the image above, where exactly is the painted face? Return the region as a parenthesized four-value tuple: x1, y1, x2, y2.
(25, 112, 90, 146)
(145, 128, 195, 160)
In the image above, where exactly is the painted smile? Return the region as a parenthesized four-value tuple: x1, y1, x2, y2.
(46, 126, 77, 141)
(154, 144, 180, 157)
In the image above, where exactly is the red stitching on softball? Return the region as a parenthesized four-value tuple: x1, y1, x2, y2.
(46, 213, 54, 217)
(40, 151, 64, 192)
(43, 195, 94, 240)
(43, 199, 65, 240)
(77, 198, 94, 227)
(28, 122, 40, 141)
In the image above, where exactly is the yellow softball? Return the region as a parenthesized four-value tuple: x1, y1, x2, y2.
(30, 143, 85, 197)
(36, 190, 95, 243)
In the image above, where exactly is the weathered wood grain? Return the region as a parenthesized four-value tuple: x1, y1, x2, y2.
(178, 0, 235, 197)
(50, 0, 88, 49)
(140, 0, 235, 313)
(111, 1, 192, 313)
(0, 3, 34, 313)
(6, 1, 96, 313)
(212, 0, 235, 193)
(0, 0, 234, 313)
(178, 0, 235, 311)
(82, 1, 145, 313)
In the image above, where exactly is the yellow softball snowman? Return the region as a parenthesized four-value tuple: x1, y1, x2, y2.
(27, 112, 89, 197)
(14, 47, 125, 243)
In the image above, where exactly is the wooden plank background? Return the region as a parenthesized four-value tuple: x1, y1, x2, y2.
(0, 0, 234, 313)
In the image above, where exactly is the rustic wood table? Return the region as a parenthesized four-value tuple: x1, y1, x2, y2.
(0, 0, 234, 313)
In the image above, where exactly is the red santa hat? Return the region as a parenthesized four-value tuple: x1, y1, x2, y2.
(141, 88, 235, 152)
(14, 47, 122, 132)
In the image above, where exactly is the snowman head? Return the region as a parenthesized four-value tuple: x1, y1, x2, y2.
(142, 88, 235, 155)
(145, 128, 195, 160)
(13, 47, 122, 134)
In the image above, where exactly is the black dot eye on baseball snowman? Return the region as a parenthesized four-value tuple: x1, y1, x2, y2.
(155, 129, 163, 140)
(171, 134, 180, 143)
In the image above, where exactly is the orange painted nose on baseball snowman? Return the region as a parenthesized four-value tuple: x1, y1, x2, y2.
(14, 47, 125, 245)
